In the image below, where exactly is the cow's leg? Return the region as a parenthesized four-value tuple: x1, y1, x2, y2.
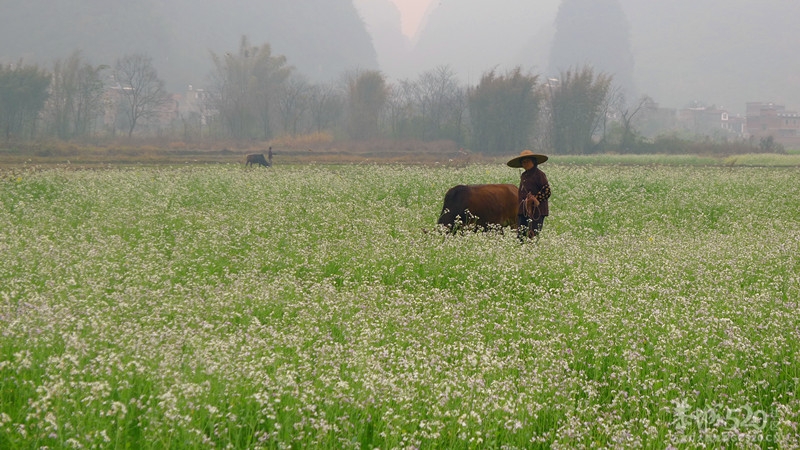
(530, 216, 545, 238)
(517, 214, 530, 242)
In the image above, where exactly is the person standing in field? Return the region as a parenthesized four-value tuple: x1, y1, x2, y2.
(268, 146, 273, 166)
(507, 150, 551, 240)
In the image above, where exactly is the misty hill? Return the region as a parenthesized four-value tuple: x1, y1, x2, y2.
(352, 0, 411, 80)
(409, 0, 561, 82)
(0, 0, 378, 91)
(405, 0, 799, 113)
(3, 0, 798, 115)
(548, 0, 635, 99)
(619, 0, 800, 112)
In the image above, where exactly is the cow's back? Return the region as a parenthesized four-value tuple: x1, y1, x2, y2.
(438, 183, 518, 229)
(465, 183, 518, 228)
(246, 153, 269, 167)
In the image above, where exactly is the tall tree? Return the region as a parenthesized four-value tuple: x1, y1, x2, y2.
(0, 62, 50, 141)
(47, 51, 107, 139)
(548, 65, 613, 154)
(307, 82, 344, 134)
(278, 74, 310, 137)
(113, 54, 172, 137)
(615, 94, 651, 152)
(469, 67, 541, 155)
(346, 70, 387, 140)
(549, 0, 635, 98)
(384, 79, 416, 140)
(209, 36, 292, 140)
(412, 65, 467, 144)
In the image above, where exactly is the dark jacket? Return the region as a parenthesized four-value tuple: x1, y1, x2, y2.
(518, 166, 551, 216)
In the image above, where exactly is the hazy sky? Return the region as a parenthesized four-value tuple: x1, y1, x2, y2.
(390, 0, 435, 37)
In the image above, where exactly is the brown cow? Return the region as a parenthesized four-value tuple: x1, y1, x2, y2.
(245, 153, 270, 167)
(437, 184, 519, 232)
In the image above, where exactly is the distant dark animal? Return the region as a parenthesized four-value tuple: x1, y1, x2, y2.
(437, 183, 519, 232)
(245, 153, 270, 167)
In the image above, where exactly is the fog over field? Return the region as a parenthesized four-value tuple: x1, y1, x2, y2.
(1, 0, 798, 113)
(359, 0, 800, 113)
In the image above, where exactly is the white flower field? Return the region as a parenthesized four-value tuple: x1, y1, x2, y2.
(1, 161, 798, 448)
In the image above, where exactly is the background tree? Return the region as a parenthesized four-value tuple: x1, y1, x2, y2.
(383, 79, 416, 140)
(346, 70, 387, 140)
(46, 51, 107, 139)
(615, 94, 650, 152)
(113, 53, 171, 137)
(548, 65, 613, 154)
(307, 82, 344, 134)
(468, 67, 541, 155)
(0, 62, 50, 141)
(278, 74, 310, 136)
(209, 36, 292, 140)
(411, 65, 466, 144)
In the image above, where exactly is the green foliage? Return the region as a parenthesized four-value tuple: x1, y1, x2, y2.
(759, 135, 784, 153)
(469, 67, 541, 154)
(346, 70, 387, 140)
(47, 51, 108, 139)
(0, 163, 798, 447)
(209, 36, 293, 141)
(548, 65, 614, 154)
(0, 62, 51, 141)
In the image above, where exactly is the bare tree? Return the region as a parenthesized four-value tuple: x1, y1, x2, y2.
(384, 79, 415, 139)
(277, 74, 310, 136)
(413, 65, 466, 143)
(113, 54, 171, 137)
(47, 51, 107, 139)
(308, 82, 344, 133)
(616, 94, 651, 152)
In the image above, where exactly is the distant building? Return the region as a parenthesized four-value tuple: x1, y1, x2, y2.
(746, 102, 800, 147)
(633, 99, 677, 138)
(102, 85, 180, 134)
(179, 85, 215, 127)
(633, 100, 800, 148)
(634, 101, 744, 140)
(724, 114, 746, 136)
(676, 105, 744, 139)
